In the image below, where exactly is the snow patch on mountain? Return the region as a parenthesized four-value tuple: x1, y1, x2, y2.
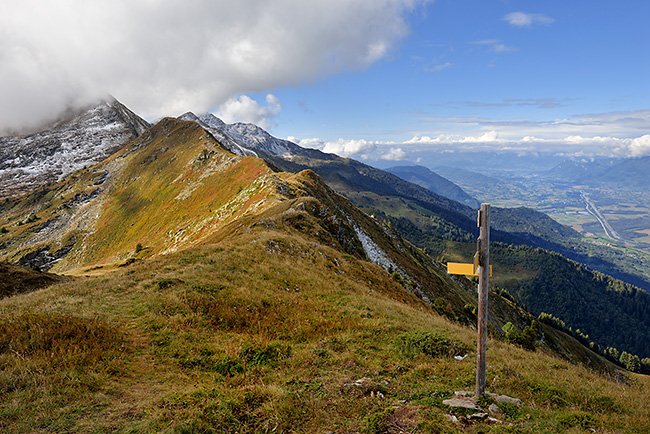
(0, 98, 149, 198)
(178, 112, 258, 158)
(181, 112, 329, 160)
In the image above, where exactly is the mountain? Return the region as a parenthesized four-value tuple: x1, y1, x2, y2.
(1, 204, 645, 432)
(385, 165, 480, 208)
(177, 115, 647, 283)
(2, 115, 648, 432)
(0, 118, 322, 274)
(0, 117, 473, 313)
(0, 97, 150, 199)
(1, 116, 552, 342)
(492, 243, 650, 358)
(177, 112, 259, 157)
(1, 115, 625, 358)
(547, 156, 650, 189)
(185, 112, 328, 160)
(173, 114, 650, 357)
(584, 156, 650, 188)
(546, 158, 617, 181)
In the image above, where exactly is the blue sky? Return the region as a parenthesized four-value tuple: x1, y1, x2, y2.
(230, 1, 650, 161)
(2, 0, 649, 161)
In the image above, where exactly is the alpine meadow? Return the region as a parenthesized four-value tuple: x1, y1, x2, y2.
(2, 1, 650, 433)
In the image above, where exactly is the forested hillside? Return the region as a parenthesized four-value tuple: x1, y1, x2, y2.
(384, 212, 650, 359)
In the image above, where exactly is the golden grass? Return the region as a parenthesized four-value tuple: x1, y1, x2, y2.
(0, 118, 648, 432)
(1, 228, 648, 433)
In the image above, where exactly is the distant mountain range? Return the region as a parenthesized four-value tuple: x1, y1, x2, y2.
(547, 156, 650, 188)
(384, 165, 480, 208)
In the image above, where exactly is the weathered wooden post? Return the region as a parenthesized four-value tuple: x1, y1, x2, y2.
(446, 203, 491, 397)
(475, 203, 490, 397)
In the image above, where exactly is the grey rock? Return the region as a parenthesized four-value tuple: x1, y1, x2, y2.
(488, 403, 503, 415)
(487, 392, 522, 405)
(442, 396, 481, 410)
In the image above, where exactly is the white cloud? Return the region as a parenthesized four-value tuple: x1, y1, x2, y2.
(289, 136, 377, 159)
(504, 12, 555, 27)
(322, 138, 377, 158)
(402, 132, 650, 158)
(289, 137, 325, 150)
(426, 62, 453, 72)
(629, 135, 650, 157)
(292, 127, 650, 160)
(469, 39, 516, 54)
(491, 43, 517, 53)
(0, 0, 425, 131)
(381, 147, 407, 160)
(407, 108, 650, 157)
(405, 130, 500, 144)
(215, 94, 281, 129)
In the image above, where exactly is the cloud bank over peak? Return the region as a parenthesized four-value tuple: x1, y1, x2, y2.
(290, 137, 379, 159)
(0, 0, 425, 132)
(215, 94, 282, 130)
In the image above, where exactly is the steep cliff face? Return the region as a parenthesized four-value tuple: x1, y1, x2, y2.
(0, 98, 150, 198)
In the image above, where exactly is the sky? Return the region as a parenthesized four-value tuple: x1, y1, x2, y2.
(2, 0, 649, 164)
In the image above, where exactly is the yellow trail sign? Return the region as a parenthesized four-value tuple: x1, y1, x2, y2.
(446, 262, 492, 277)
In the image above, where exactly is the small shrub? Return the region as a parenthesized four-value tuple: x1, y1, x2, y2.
(397, 331, 469, 359)
(154, 278, 184, 290)
(432, 297, 455, 320)
(527, 382, 568, 407)
(557, 411, 596, 429)
(538, 312, 566, 331)
(502, 321, 539, 351)
(619, 351, 641, 373)
(363, 408, 395, 434)
(499, 401, 524, 420)
(240, 342, 291, 366)
(212, 358, 247, 377)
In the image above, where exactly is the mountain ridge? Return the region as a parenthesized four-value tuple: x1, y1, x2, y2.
(2, 107, 650, 432)
(385, 165, 480, 208)
(4, 104, 650, 361)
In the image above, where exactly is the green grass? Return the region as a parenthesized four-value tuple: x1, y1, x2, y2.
(1, 117, 649, 432)
(1, 227, 648, 433)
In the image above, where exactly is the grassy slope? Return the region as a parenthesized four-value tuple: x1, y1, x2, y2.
(1, 121, 648, 432)
(0, 262, 63, 298)
(278, 155, 650, 359)
(0, 119, 283, 272)
(1, 212, 648, 433)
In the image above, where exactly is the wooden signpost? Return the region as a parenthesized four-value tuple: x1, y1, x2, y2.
(447, 203, 490, 397)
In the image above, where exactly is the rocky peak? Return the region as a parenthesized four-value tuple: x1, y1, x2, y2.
(0, 98, 151, 198)
(179, 113, 329, 161)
